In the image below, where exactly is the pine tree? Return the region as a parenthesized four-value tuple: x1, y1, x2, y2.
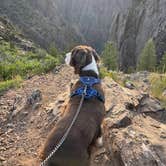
(138, 39, 156, 71)
(102, 41, 118, 70)
(48, 43, 58, 58)
(159, 53, 166, 73)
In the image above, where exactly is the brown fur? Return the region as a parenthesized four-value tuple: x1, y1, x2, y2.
(40, 46, 105, 166)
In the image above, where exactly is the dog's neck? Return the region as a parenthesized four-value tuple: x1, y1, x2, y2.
(82, 55, 99, 76)
(65, 52, 99, 78)
(79, 70, 99, 78)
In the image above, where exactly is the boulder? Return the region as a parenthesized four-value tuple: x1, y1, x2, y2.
(90, 78, 166, 166)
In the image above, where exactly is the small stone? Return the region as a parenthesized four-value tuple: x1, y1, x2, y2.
(111, 116, 132, 129)
(125, 82, 135, 90)
(57, 98, 65, 103)
(0, 156, 5, 161)
(162, 89, 166, 97)
(30, 118, 35, 124)
(143, 79, 149, 83)
(11, 106, 24, 117)
(32, 102, 42, 110)
(128, 130, 136, 138)
(26, 89, 42, 106)
(0, 102, 4, 105)
(2, 106, 8, 110)
(37, 125, 41, 129)
(0, 130, 3, 136)
(2, 160, 7, 165)
(52, 107, 59, 116)
(125, 102, 135, 110)
(7, 129, 14, 133)
(7, 123, 14, 128)
(23, 112, 28, 116)
(45, 103, 55, 112)
(160, 132, 166, 139)
(150, 124, 161, 128)
(0, 147, 6, 151)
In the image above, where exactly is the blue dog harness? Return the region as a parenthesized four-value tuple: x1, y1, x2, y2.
(70, 76, 105, 103)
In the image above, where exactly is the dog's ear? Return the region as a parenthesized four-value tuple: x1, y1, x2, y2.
(70, 47, 88, 74)
(92, 49, 100, 63)
(65, 52, 72, 65)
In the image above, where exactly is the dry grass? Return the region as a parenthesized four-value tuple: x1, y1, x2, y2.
(149, 73, 166, 107)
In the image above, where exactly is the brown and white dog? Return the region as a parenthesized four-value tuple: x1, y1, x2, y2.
(40, 45, 105, 166)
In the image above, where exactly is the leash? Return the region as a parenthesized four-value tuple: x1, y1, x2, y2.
(40, 85, 87, 166)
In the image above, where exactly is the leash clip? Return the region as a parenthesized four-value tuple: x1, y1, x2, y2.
(83, 85, 88, 96)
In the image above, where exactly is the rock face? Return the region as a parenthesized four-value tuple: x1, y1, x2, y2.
(109, 0, 166, 71)
(90, 77, 166, 166)
(0, 17, 35, 51)
(0, 0, 166, 68)
(0, 0, 131, 50)
(55, 0, 131, 51)
(0, 0, 83, 49)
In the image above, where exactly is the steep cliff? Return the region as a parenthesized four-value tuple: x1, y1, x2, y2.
(0, 0, 130, 51)
(0, 0, 84, 49)
(0, 0, 166, 70)
(109, 0, 166, 71)
(55, 0, 131, 50)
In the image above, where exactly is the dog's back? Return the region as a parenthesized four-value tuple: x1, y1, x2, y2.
(40, 82, 105, 166)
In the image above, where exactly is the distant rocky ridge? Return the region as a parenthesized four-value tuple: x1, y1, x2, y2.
(0, 0, 131, 51)
(0, 0, 84, 50)
(0, 16, 35, 51)
(109, 0, 166, 71)
(0, 0, 166, 71)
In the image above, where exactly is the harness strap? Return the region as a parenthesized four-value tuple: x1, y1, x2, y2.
(70, 87, 105, 102)
(70, 76, 105, 103)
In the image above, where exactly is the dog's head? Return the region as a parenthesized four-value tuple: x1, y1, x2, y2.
(65, 45, 100, 75)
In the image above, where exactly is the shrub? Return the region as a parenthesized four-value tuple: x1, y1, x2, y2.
(100, 66, 124, 85)
(149, 73, 166, 107)
(48, 43, 63, 63)
(101, 41, 118, 70)
(138, 39, 156, 71)
(0, 75, 22, 94)
(100, 67, 112, 78)
(159, 53, 166, 73)
(0, 41, 58, 81)
(48, 43, 58, 57)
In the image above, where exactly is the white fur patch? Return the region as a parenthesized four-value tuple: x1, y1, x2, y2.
(96, 136, 103, 148)
(65, 52, 71, 65)
(82, 55, 99, 75)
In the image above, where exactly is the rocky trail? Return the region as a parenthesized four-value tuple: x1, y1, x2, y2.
(0, 65, 166, 166)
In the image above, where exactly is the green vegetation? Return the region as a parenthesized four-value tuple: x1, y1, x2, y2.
(100, 67, 113, 78)
(0, 40, 59, 93)
(149, 73, 166, 107)
(100, 66, 124, 85)
(48, 43, 64, 63)
(0, 76, 22, 94)
(159, 53, 166, 73)
(138, 39, 156, 71)
(101, 41, 118, 71)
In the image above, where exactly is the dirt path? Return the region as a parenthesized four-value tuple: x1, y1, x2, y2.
(0, 66, 166, 166)
(0, 65, 77, 166)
